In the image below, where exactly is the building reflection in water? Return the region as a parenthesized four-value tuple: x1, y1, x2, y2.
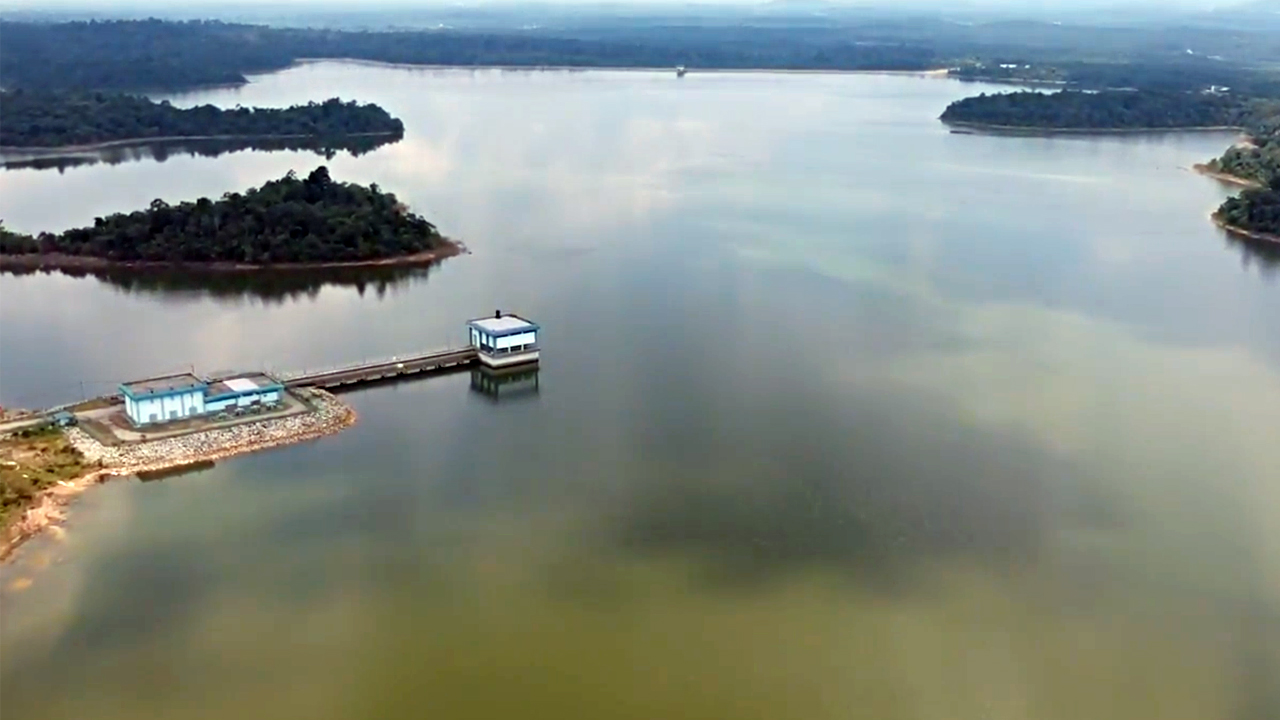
(469, 366, 541, 402)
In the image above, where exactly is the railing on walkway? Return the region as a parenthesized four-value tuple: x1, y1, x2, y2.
(277, 346, 471, 382)
(281, 346, 477, 386)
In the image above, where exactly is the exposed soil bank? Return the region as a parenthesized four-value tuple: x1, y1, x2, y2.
(0, 238, 465, 273)
(1192, 164, 1265, 188)
(1212, 214, 1280, 246)
(0, 131, 400, 158)
(0, 390, 357, 563)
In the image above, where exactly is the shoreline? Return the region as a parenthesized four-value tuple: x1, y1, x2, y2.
(0, 239, 465, 274)
(0, 389, 358, 563)
(941, 120, 1245, 136)
(1191, 163, 1265, 188)
(288, 57, 952, 77)
(1212, 214, 1280, 246)
(0, 131, 401, 159)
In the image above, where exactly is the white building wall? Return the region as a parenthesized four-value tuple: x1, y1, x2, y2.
(207, 398, 234, 413)
(135, 397, 162, 424)
(128, 389, 204, 425)
(206, 390, 282, 413)
(478, 349, 540, 368)
(495, 331, 537, 350)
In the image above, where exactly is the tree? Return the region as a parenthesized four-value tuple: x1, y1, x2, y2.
(0, 168, 449, 264)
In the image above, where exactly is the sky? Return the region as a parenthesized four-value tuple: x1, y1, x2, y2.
(0, 0, 1248, 8)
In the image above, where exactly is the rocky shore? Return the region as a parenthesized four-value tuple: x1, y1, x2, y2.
(1, 389, 357, 562)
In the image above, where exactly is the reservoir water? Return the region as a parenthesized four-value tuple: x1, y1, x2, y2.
(1, 64, 1278, 720)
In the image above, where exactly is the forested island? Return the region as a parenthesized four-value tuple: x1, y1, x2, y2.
(1, 92, 403, 149)
(0, 167, 458, 267)
(939, 90, 1249, 131)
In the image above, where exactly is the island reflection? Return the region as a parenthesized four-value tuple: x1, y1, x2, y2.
(1, 262, 438, 304)
(0, 133, 402, 173)
(1223, 232, 1280, 280)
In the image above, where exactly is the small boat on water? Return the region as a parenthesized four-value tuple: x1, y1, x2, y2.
(676, 66, 687, 77)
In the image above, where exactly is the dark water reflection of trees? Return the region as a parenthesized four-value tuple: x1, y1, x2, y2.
(1224, 232, 1280, 281)
(2, 262, 437, 304)
(0, 133, 401, 173)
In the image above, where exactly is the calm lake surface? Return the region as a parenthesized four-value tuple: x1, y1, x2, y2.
(2, 64, 1279, 720)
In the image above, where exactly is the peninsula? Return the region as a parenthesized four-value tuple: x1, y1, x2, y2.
(0, 166, 461, 269)
(0, 91, 403, 151)
(940, 89, 1280, 245)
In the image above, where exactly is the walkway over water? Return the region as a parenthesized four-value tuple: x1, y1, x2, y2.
(279, 347, 480, 390)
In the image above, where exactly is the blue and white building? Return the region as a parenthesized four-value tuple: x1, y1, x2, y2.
(204, 373, 285, 413)
(467, 312, 540, 368)
(120, 374, 208, 426)
(120, 371, 285, 426)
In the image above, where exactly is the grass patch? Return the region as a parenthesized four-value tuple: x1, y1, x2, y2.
(1, 426, 89, 526)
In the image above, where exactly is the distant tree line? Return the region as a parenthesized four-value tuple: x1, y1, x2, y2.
(950, 59, 1280, 96)
(0, 19, 940, 92)
(1, 91, 403, 148)
(0, 167, 449, 265)
(939, 90, 1249, 130)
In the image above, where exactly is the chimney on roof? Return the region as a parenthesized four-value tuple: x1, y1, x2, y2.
(495, 309, 501, 318)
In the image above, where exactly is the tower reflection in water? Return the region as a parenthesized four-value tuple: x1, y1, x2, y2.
(468, 366, 541, 402)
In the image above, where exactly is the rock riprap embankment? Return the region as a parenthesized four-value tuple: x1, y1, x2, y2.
(2, 390, 357, 561)
(67, 390, 355, 469)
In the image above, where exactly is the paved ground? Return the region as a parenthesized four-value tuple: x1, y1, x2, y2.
(76, 391, 313, 445)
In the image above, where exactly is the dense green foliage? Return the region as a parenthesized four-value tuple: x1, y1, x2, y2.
(1207, 104, 1280, 186)
(940, 90, 1247, 130)
(0, 20, 294, 91)
(0, 19, 940, 91)
(0, 167, 447, 264)
(1, 91, 403, 148)
(1217, 180, 1280, 238)
(1209, 102, 1280, 237)
(1211, 140, 1280, 187)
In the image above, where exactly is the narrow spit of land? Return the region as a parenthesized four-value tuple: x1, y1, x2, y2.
(940, 88, 1280, 245)
(0, 389, 357, 562)
(0, 166, 462, 270)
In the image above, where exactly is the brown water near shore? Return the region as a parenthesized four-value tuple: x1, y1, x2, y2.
(0, 392, 357, 562)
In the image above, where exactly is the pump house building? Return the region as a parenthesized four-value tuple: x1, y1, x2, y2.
(467, 312, 541, 368)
